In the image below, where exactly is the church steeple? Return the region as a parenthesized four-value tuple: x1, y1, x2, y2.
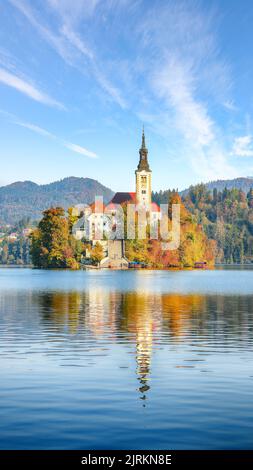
(137, 127, 151, 172)
(135, 128, 152, 207)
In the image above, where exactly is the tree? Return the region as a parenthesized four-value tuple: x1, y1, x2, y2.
(247, 188, 253, 208)
(67, 207, 79, 232)
(0, 244, 8, 264)
(30, 207, 70, 268)
(90, 242, 104, 265)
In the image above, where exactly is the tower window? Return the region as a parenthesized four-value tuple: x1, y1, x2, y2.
(141, 176, 147, 183)
(142, 190, 146, 194)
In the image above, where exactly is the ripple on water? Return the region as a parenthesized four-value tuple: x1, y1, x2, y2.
(1, 268, 253, 449)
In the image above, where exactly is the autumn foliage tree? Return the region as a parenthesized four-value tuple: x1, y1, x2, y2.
(125, 193, 217, 268)
(30, 207, 82, 269)
(90, 242, 104, 265)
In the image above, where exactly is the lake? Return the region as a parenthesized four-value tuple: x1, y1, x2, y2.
(0, 267, 253, 450)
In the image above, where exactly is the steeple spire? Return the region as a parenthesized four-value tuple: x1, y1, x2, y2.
(141, 125, 146, 149)
(137, 127, 150, 171)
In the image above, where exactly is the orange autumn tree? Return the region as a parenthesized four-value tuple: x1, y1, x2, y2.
(125, 193, 216, 268)
(169, 193, 217, 267)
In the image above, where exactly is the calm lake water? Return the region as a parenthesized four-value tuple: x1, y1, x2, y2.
(1, 267, 253, 450)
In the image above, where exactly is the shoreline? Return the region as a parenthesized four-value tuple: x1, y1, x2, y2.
(1, 264, 252, 270)
(0, 264, 33, 269)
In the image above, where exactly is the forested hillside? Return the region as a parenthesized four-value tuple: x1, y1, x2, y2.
(180, 177, 253, 197)
(0, 177, 114, 224)
(182, 185, 253, 263)
(155, 185, 253, 264)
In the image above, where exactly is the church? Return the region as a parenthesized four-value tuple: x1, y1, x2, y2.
(74, 129, 160, 268)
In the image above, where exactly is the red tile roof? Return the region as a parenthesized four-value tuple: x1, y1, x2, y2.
(150, 202, 160, 212)
(110, 192, 136, 204)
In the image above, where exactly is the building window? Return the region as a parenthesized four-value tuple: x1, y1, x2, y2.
(142, 190, 146, 194)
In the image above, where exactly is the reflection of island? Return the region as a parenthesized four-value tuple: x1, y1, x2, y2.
(38, 291, 82, 333)
(161, 294, 206, 338)
(36, 290, 253, 402)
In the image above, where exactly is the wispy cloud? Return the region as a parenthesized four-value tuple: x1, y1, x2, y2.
(63, 142, 98, 158)
(8, 0, 78, 65)
(14, 120, 55, 138)
(0, 109, 98, 158)
(0, 48, 17, 73)
(232, 136, 253, 157)
(0, 67, 65, 109)
(93, 66, 127, 109)
(47, 0, 101, 23)
(223, 100, 237, 112)
(61, 24, 93, 59)
(9, 0, 126, 108)
(153, 58, 214, 147)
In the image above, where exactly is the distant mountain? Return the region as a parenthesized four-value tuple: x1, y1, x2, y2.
(0, 177, 114, 224)
(180, 177, 253, 197)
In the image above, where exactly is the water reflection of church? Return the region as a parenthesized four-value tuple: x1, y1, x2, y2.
(38, 287, 207, 402)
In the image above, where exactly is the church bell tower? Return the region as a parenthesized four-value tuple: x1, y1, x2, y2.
(135, 128, 152, 207)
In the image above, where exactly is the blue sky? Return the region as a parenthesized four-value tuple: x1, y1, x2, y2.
(1, 0, 253, 192)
